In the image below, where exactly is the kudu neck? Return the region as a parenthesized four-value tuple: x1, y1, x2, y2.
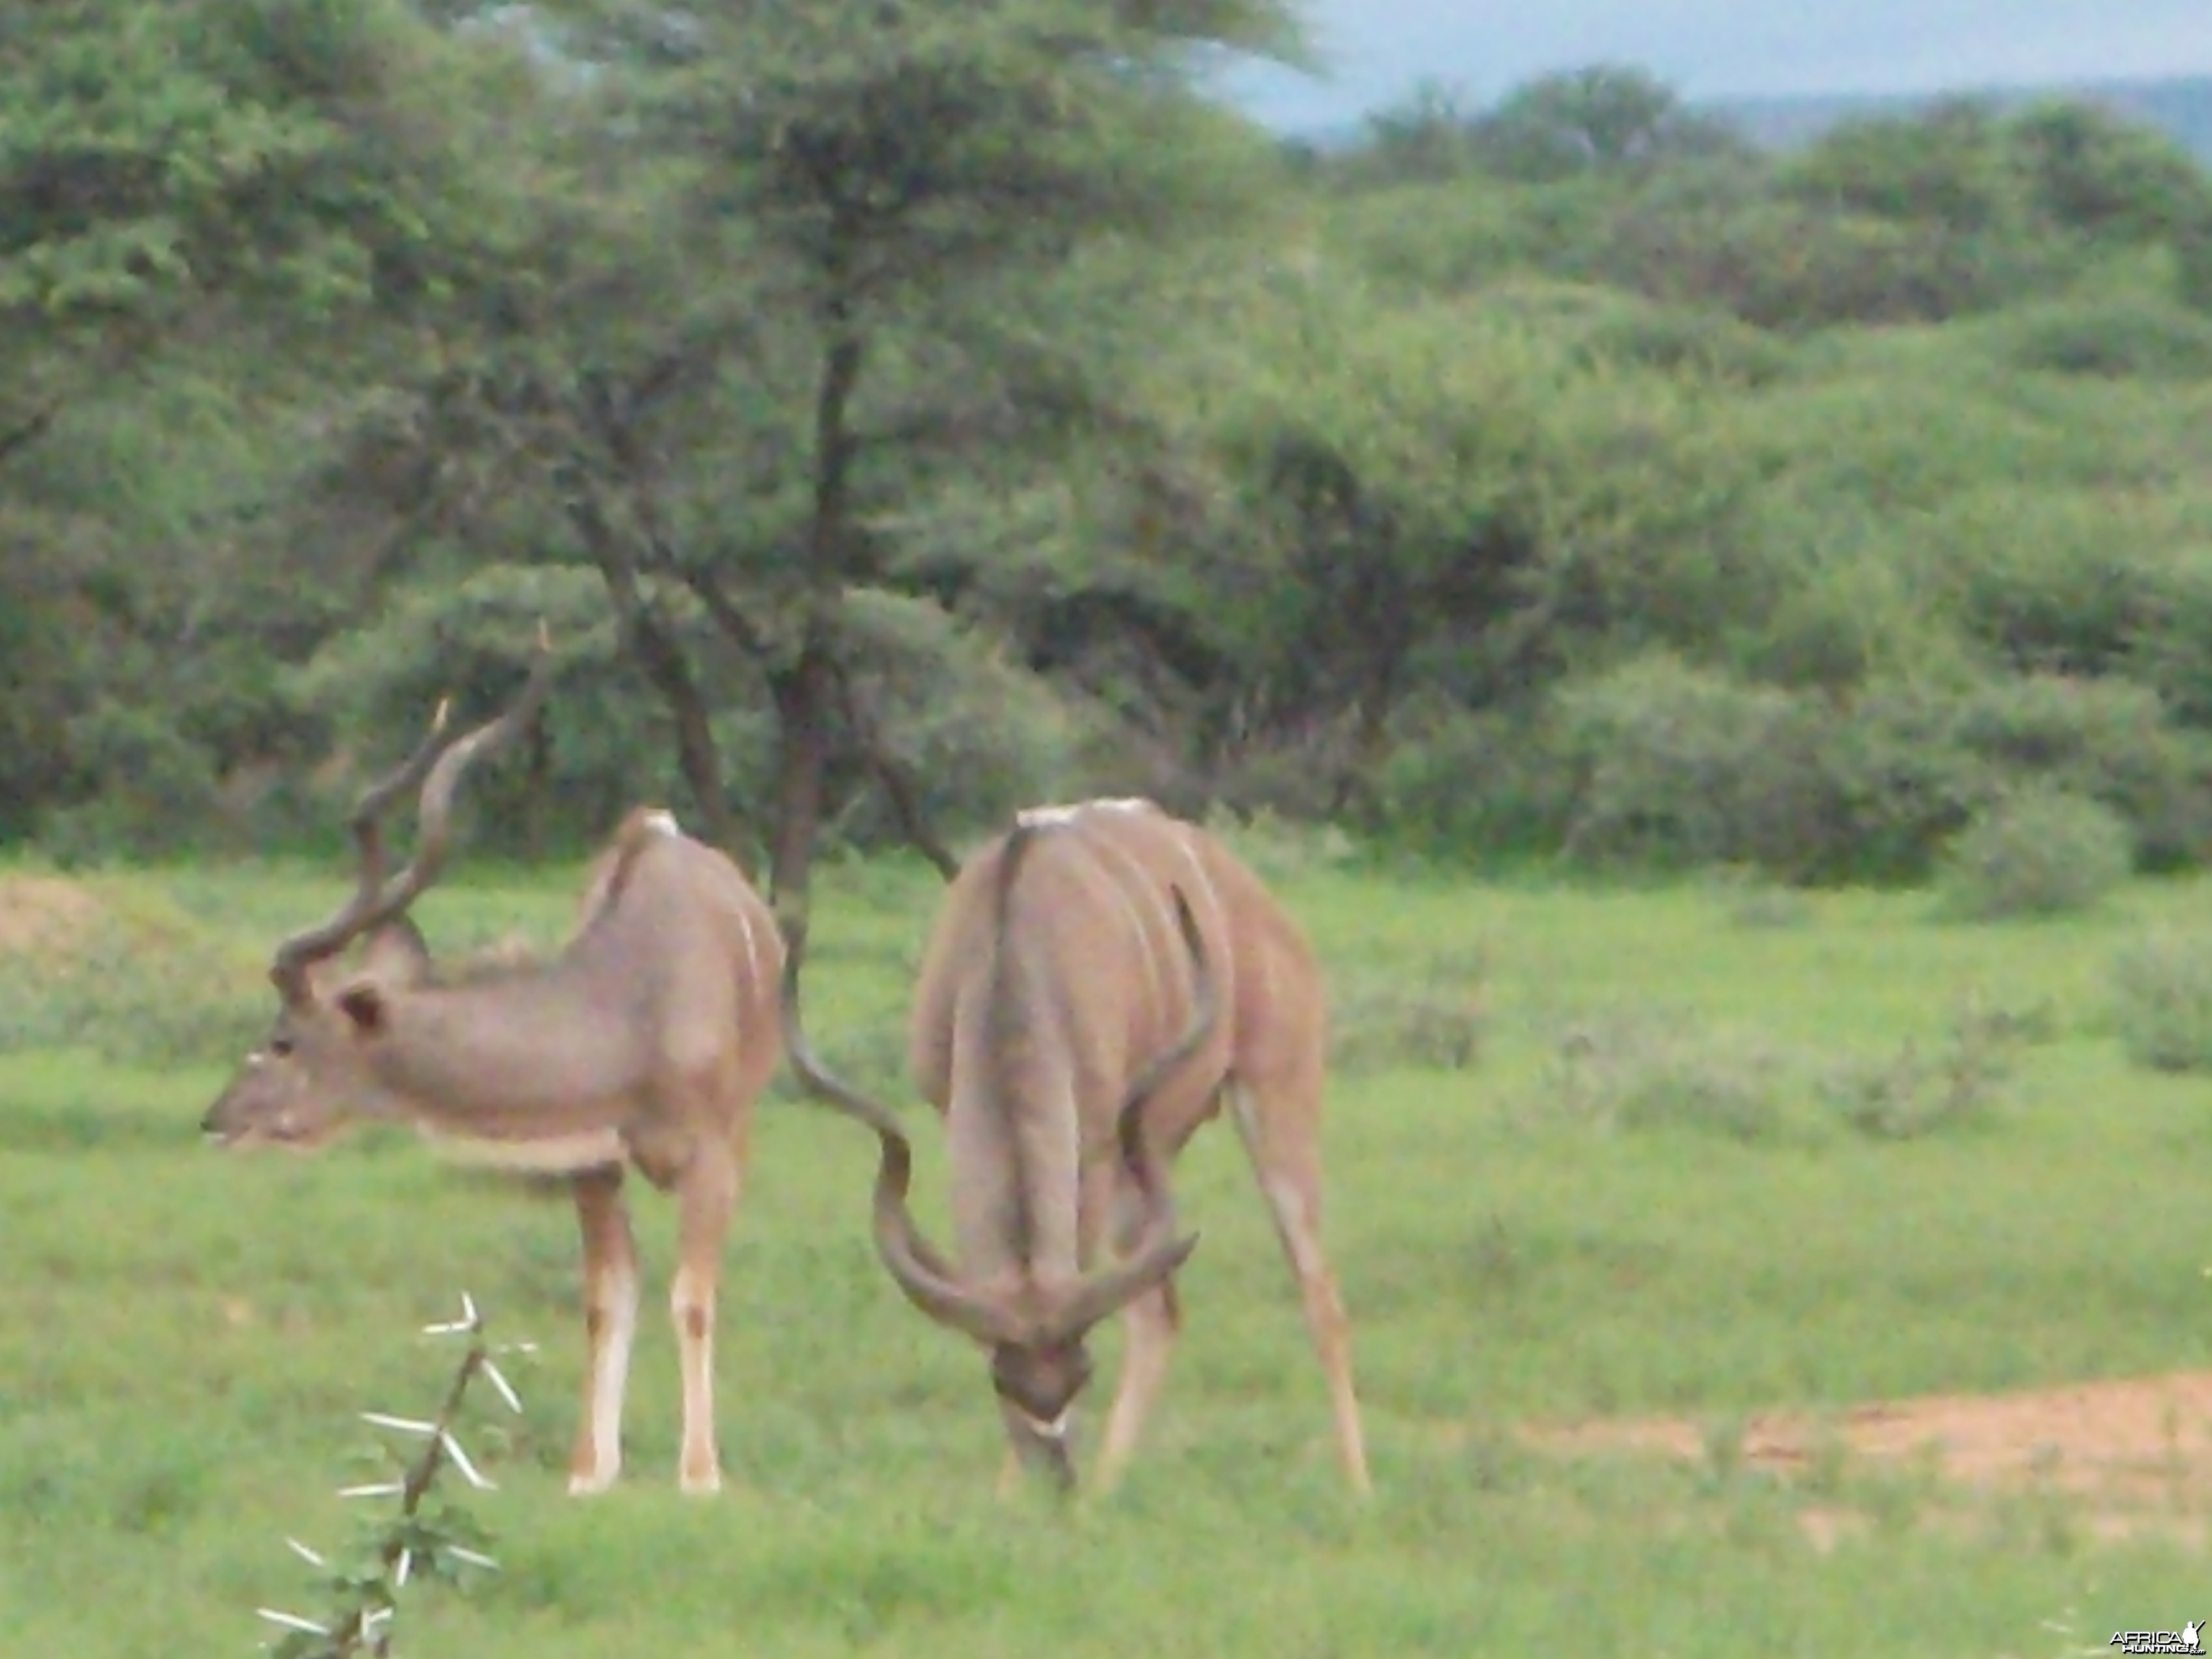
(364, 961, 648, 1136)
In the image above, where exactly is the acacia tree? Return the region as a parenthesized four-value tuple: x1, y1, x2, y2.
(327, 0, 1311, 911)
(0, 0, 543, 839)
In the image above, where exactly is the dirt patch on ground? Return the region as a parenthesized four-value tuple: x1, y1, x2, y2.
(1525, 1371, 2212, 1546)
(0, 874, 107, 958)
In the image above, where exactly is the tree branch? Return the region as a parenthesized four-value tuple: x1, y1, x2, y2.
(564, 474, 743, 854)
(831, 654, 961, 882)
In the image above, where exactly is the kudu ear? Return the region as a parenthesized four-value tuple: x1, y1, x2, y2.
(335, 980, 390, 1039)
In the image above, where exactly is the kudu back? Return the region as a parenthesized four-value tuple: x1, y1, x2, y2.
(783, 796, 1371, 1495)
(200, 640, 783, 1495)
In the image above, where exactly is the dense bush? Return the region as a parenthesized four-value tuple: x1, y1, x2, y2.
(1934, 785, 2134, 919)
(2111, 931, 2212, 1073)
(1992, 294, 2212, 380)
(1457, 661, 2212, 886)
(1550, 656, 1830, 875)
(826, 591, 1112, 848)
(13, 38, 2212, 907)
(1373, 703, 1575, 863)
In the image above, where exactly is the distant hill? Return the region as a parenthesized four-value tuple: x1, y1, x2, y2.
(1707, 75, 2212, 163)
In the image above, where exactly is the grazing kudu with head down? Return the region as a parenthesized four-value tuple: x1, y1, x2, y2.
(200, 641, 784, 1496)
(782, 797, 1371, 1495)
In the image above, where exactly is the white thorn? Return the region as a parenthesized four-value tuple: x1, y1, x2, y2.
(337, 1480, 406, 1500)
(395, 1548, 413, 1588)
(361, 1412, 441, 1437)
(445, 1546, 499, 1571)
(284, 1537, 327, 1568)
(481, 1360, 523, 1415)
(441, 1430, 495, 1491)
(460, 1290, 479, 1328)
(495, 1340, 539, 1355)
(361, 1605, 392, 1637)
(255, 1609, 330, 1635)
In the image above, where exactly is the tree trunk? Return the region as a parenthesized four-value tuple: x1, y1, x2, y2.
(770, 305, 867, 918)
(836, 660, 961, 882)
(766, 632, 837, 914)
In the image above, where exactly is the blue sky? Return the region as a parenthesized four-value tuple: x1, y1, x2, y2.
(1219, 0, 2212, 132)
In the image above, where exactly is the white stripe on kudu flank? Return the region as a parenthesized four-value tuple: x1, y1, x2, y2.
(1169, 825, 1223, 932)
(733, 904, 762, 1000)
(1072, 825, 1170, 1026)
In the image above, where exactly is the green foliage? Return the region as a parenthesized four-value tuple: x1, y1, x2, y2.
(1328, 945, 1489, 1076)
(1991, 293, 2212, 379)
(828, 590, 1108, 846)
(2006, 98, 2212, 244)
(1465, 64, 1752, 183)
(0, 878, 265, 1065)
(1553, 656, 1829, 875)
(1573, 298, 1795, 387)
(283, 564, 668, 858)
(1780, 99, 2020, 232)
(1815, 998, 2032, 1139)
(1935, 785, 2135, 920)
(42, 701, 223, 861)
(1532, 1004, 1796, 1142)
(14, 37, 2212, 902)
(1374, 702, 1575, 862)
(2110, 928, 2212, 1073)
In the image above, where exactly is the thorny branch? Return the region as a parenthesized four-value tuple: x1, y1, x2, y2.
(254, 1293, 530, 1659)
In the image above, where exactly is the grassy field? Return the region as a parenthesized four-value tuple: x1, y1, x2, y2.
(5, 827, 2212, 1656)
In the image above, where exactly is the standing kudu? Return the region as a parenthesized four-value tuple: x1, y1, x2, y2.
(200, 638, 784, 1495)
(781, 797, 1371, 1495)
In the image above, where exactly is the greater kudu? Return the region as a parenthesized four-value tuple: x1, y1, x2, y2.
(200, 640, 784, 1495)
(781, 797, 1371, 1495)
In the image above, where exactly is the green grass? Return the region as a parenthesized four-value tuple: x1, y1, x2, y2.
(5, 844, 2212, 1655)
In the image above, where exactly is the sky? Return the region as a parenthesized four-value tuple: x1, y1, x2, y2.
(1218, 0, 2212, 133)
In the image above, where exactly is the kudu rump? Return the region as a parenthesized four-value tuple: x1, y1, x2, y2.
(783, 797, 1372, 1495)
(200, 636, 784, 1495)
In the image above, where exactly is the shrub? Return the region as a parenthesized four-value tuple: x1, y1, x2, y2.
(1528, 1005, 1795, 1143)
(828, 591, 1107, 849)
(1552, 655, 1834, 876)
(1201, 806, 1361, 886)
(41, 702, 225, 863)
(1329, 946, 1489, 1077)
(1934, 785, 2133, 920)
(1373, 704, 1575, 864)
(1575, 300, 1794, 387)
(2111, 930, 2212, 1073)
(1819, 674, 2212, 881)
(1940, 676, 2212, 868)
(0, 880, 265, 1066)
(1817, 997, 2032, 1139)
(1995, 295, 2212, 381)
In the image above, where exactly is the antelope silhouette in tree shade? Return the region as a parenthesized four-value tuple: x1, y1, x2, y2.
(782, 797, 1371, 1495)
(200, 635, 784, 1495)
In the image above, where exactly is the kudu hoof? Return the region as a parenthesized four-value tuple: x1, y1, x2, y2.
(679, 1463, 724, 1497)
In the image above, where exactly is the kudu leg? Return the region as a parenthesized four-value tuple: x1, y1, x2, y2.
(1228, 1081, 1374, 1496)
(568, 1166, 641, 1496)
(1091, 1280, 1181, 1493)
(1091, 1165, 1186, 1491)
(669, 1140, 740, 1495)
